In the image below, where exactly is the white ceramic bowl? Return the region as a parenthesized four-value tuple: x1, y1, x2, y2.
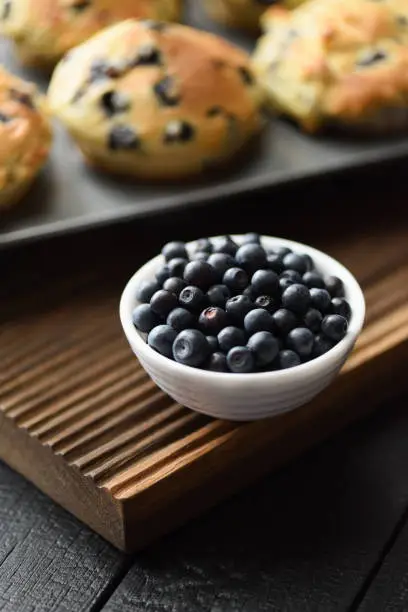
(120, 235, 365, 421)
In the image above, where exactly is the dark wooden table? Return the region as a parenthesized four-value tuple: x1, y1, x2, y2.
(1, 164, 408, 612)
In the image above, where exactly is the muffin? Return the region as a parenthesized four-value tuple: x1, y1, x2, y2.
(252, 0, 408, 133)
(0, 0, 182, 66)
(202, 0, 303, 33)
(47, 19, 264, 180)
(0, 67, 52, 210)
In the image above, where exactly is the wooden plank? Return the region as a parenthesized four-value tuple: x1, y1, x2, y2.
(1, 223, 408, 553)
(356, 508, 408, 612)
(102, 395, 408, 612)
(0, 461, 127, 612)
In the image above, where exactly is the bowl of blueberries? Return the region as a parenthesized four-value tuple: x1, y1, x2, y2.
(120, 234, 365, 421)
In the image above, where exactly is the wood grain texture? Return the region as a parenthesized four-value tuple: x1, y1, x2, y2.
(358, 510, 408, 612)
(1, 166, 408, 608)
(1, 214, 408, 552)
(0, 461, 127, 612)
(103, 395, 408, 612)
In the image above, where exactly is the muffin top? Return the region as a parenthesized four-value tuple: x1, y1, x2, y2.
(0, 0, 182, 65)
(0, 66, 51, 199)
(47, 19, 264, 178)
(253, 0, 408, 131)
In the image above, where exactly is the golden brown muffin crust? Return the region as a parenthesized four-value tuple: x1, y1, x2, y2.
(253, 0, 408, 131)
(48, 19, 264, 179)
(0, 0, 182, 65)
(0, 67, 51, 208)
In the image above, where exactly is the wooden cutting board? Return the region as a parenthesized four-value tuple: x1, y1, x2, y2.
(1, 221, 407, 553)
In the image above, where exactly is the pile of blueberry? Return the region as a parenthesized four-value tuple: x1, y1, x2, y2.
(132, 234, 351, 373)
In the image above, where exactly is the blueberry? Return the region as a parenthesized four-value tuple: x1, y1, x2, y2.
(108, 125, 139, 150)
(272, 309, 298, 336)
(218, 326, 246, 353)
(225, 295, 254, 323)
(278, 349, 301, 370)
(198, 307, 228, 335)
(184, 261, 219, 290)
(223, 267, 249, 293)
(136, 279, 159, 303)
(148, 324, 177, 358)
(235, 244, 267, 274)
(163, 277, 187, 296)
(162, 241, 188, 262)
(279, 277, 295, 292)
(179, 286, 207, 313)
(325, 275, 344, 298)
(255, 295, 279, 313)
(132, 304, 160, 333)
(89, 58, 111, 82)
(207, 352, 228, 372)
(100, 90, 129, 117)
(302, 271, 325, 289)
(244, 309, 274, 335)
(281, 269, 303, 283)
(275, 246, 292, 258)
(207, 253, 236, 277)
(191, 251, 209, 262)
(206, 336, 219, 353)
(313, 334, 335, 357)
(226, 346, 255, 373)
(304, 255, 314, 271)
(213, 236, 238, 257)
(310, 288, 331, 313)
(167, 307, 196, 332)
(207, 284, 231, 308)
(133, 42, 162, 66)
(155, 265, 170, 286)
(247, 331, 279, 367)
(321, 314, 348, 342)
(303, 308, 323, 333)
(163, 120, 195, 144)
(153, 76, 180, 106)
(282, 284, 311, 315)
(241, 233, 261, 245)
(173, 329, 210, 367)
(357, 49, 387, 67)
(150, 289, 178, 317)
(331, 297, 352, 321)
(283, 253, 308, 275)
(267, 253, 285, 274)
(194, 238, 213, 254)
(251, 269, 279, 297)
(167, 257, 188, 278)
(286, 328, 314, 359)
(238, 66, 254, 86)
(243, 285, 256, 300)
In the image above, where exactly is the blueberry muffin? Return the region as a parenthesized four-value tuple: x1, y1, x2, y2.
(0, 0, 182, 66)
(47, 19, 264, 180)
(252, 0, 408, 133)
(202, 0, 303, 32)
(0, 67, 52, 210)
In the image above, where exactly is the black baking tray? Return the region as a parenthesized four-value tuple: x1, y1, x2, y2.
(1, 1, 408, 248)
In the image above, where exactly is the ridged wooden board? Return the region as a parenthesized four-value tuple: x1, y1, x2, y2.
(1, 229, 408, 552)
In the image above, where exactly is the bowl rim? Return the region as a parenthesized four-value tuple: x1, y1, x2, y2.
(120, 235, 366, 384)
